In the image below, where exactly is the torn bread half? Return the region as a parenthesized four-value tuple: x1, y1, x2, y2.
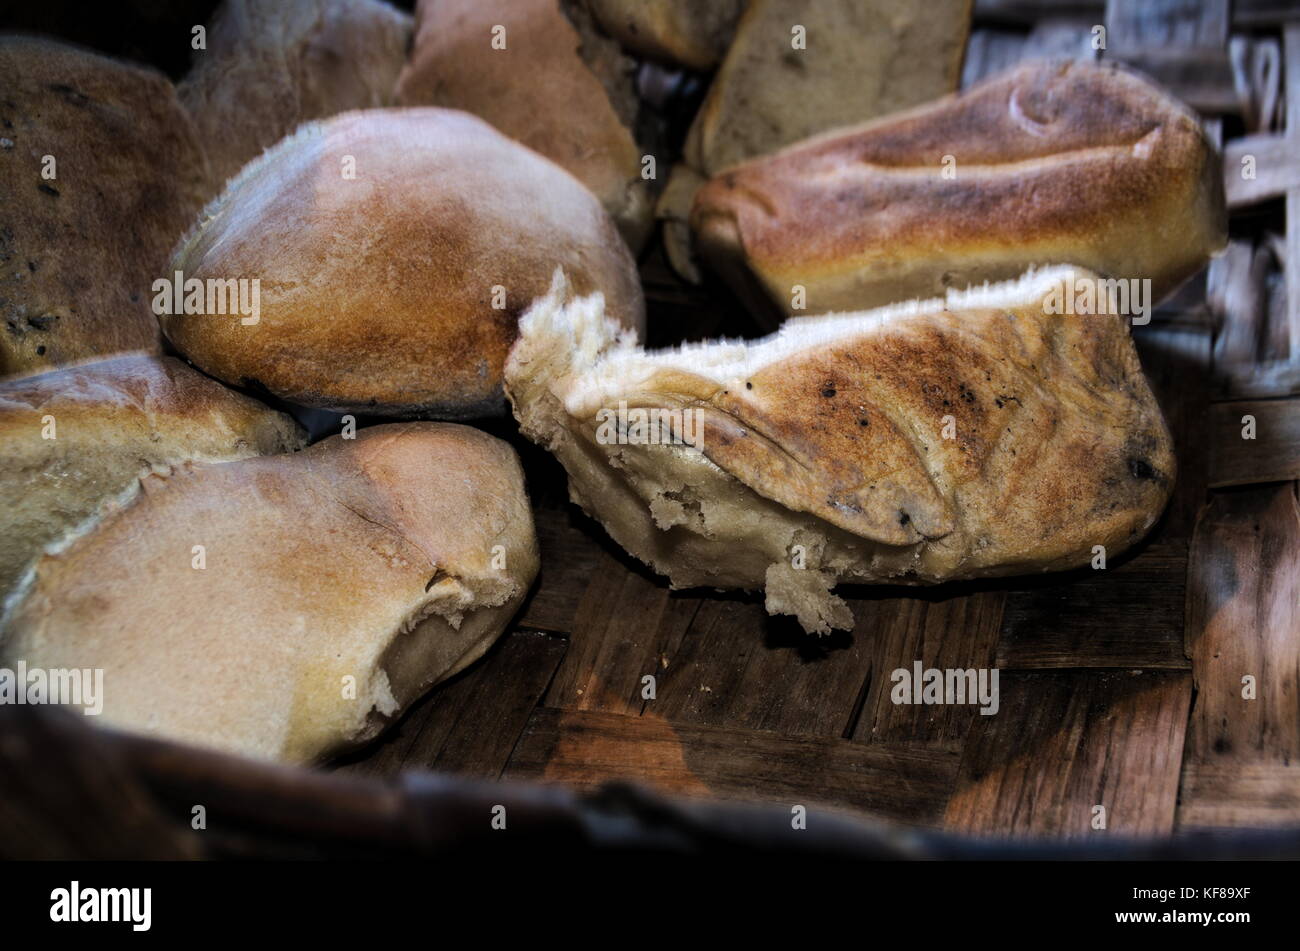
(0, 423, 539, 764)
(505, 268, 1174, 634)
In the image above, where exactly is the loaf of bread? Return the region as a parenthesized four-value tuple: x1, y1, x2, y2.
(178, 0, 412, 198)
(0, 36, 208, 376)
(684, 0, 972, 176)
(580, 0, 744, 70)
(659, 0, 971, 282)
(0, 423, 539, 764)
(396, 0, 652, 251)
(162, 108, 644, 418)
(0, 353, 304, 603)
(506, 267, 1174, 634)
(692, 60, 1228, 323)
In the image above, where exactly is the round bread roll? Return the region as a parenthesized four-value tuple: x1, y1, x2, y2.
(0, 353, 305, 604)
(0, 35, 208, 376)
(162, 108, 644, 419)
(0, 423, 540, 764)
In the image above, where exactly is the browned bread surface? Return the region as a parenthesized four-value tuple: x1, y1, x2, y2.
(178, 0, 412, 198)
(0, 35, 209, 375)
(396, 0, 651, 251)
(692, 60, 1228, 320)
(506, 267, 1174, 633)
(0, 353, 304, 602)
(659, 0, 971, 283)
(163, 108, 644, 418)
(1, 423, 540, 764)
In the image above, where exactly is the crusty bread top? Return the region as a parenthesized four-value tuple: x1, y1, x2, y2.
(0, 352, 303, 455)
(725, 58, 1207, 174)
(509, 266, 1173, 574)
(163, 108, 644, 418)
(691, 60, 1226, 315)
(1, 422, 539, 763)
(0, 35, 209, 376)
(178, 0, 411, 197)
(396, 0, 650, 251)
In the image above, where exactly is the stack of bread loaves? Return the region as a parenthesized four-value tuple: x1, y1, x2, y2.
(2, 0, 651, 761)
(0, 0, 1228, 765)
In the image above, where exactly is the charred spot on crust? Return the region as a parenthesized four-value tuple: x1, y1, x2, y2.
(858, 417, 869, 426)
(1127, 457, 1159, 481)
(821, 384, 836, 398)
(898, 510, 911, 527)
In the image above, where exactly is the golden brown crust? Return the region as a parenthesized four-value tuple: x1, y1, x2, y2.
(163, 108, 644, 417)
(0, 352, 304, 601)
(0, 35, 209, 376)
(395, 0, 651, 251)
(691, 303, 1173, 566)
(506, 267, 1174, 632)
(692, 60, 1228, 321)
(657, 0, 970, 284)
(0, 422, 540, 764)
(178, 0, 412, 198)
